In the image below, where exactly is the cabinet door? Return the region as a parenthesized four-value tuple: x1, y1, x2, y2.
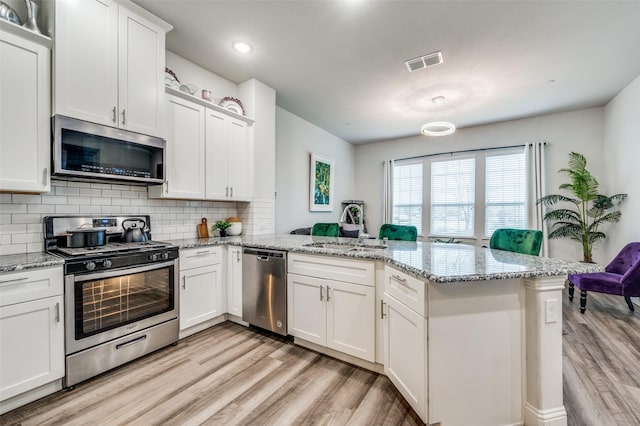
(204, 109, 230, 199)
(0, 296, 64, 401)
(53, 0, 118, 126)
(227, 247, 243, 317)
(0, 30, 50, 192)
(179, 264, 222, 330)
(227, 118, 251, 200)
(383, 294, 427, 421)
(326, 280, 375, 362)
(162, 95, 205, 199)
(118, 6, 165, 137)
(287, 273, 325, 345)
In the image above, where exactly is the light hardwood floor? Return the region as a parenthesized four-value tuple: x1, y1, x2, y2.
(2, 290, 639, 426)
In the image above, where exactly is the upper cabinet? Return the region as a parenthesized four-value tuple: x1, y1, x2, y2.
(51, 0, 171, 138)
(205, 109, 251, 201)
(0, 22, 51, 193)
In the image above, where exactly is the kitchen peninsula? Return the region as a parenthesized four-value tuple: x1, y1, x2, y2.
(171, 234, 600, 426)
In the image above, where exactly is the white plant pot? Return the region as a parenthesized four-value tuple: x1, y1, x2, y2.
(227, 222, 242, 236)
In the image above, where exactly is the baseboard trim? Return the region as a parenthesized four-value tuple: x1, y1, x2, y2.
(524, 403, 567, 426)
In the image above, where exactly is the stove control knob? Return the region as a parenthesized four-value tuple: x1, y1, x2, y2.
(85, 261, 96, 271)
(103, 259, 112, 268)
(149, 253, 158, 262)
(161, 252, 169, 260)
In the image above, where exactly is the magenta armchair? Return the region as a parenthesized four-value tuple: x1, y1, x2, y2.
(567, 242, 640, 314)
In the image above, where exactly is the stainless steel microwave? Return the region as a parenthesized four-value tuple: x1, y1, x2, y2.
(52, 115, 165, 185)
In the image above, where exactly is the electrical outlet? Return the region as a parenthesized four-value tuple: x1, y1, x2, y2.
(545, 299, 558, 323)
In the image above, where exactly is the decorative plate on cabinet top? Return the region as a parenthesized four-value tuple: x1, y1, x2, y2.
(219, 97, 245, 115)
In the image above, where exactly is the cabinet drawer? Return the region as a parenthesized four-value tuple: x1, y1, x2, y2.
(288, 254, 374, 286)
(179, 246, 222, 270)
(384, 266, 427, 317)
(0, 267, 63, 307)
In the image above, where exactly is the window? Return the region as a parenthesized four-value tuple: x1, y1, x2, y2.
(430, 157, 475, 237)
(392, 162, 422, 234)
(390, 147, 527, 241)
(485, 153, 526, 236)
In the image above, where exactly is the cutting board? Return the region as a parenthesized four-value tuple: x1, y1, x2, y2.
(197, 218, 209, 238)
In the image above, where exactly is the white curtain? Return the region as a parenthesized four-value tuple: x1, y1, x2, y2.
(526, 142, 549, 257)
(382, 160, 394, 224)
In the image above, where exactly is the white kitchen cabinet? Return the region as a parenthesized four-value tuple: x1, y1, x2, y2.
(51, 0, 169, 137)
(148, 95, 205, 199)
(382, 265, 428, 422)
(287, 254, 375, 362)
(0, 267, 64, 413)
(226, 246, 243, 318)
(0, 24, 50, 193)
(205, 109, 251, 201)
(179, 247, 224, 333)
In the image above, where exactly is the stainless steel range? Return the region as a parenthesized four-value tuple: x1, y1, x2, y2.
(44, 215, 179, 388)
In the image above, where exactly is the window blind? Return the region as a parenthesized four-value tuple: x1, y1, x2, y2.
(430, 158, 475, 237)
(485, 153, 526, 236)
(392, 162, 423, 234)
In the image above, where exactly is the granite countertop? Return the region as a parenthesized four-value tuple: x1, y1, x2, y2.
(0, 252, 65, 274)
(168, 234, 604, 283)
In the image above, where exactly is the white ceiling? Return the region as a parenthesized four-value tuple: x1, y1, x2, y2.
(134, 0, 640, 145)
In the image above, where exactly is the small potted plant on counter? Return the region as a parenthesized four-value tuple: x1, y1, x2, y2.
(212, 220, 231, 237)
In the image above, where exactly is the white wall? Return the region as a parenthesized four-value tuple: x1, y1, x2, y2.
(166, 51, 238, 103)
(603, 74, 640, 260)
(275, 107, 355, 234)
(354, 108, 608, 262)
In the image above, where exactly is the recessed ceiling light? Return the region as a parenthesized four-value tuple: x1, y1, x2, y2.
(421, 121, 456, 136)
(232, 41, 252, 53)
(432, 96, 445, 105)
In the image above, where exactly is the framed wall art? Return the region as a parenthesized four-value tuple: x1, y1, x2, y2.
(309, 153, 335, 211)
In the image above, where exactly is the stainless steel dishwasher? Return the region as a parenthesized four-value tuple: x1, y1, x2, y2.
(242, 248, 287, 336)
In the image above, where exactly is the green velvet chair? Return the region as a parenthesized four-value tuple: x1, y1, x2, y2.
(311, 223, 340, 237)
(378, 224, 418, 241)
(489, 228, 543, 256)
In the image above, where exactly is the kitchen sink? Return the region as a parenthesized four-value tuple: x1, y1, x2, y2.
(303, 242, 387, 251)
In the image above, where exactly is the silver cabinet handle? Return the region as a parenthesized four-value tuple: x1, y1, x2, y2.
(121, 109, 126, 125)
(0, 276, 28, 286)
(225, 186, 229, 197)
(381, 300, 386, 319)
(391, 274, 407, 285)
(42, 168, 48, 185)
(196, 250, 210, 256)
(230, 186, 233, 197)
(182, 276, 186, 289)
(165, 181, 169, 194)
(55, 302, 60, 323)
(326, 285, 331, 302)
(112, 106, 117, 122)
(320, 285, 324, 301)
(236, 250, 241, 262)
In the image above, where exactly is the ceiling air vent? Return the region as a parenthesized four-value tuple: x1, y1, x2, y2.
(404, 51, 443, 72)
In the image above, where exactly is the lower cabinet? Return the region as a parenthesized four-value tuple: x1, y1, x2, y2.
(226, 246, 242, 318)
(287, 254, 375, 362)
(0, 267, 64, 413)
(179, 247, 224, 331)
(382, 265, 428, 422)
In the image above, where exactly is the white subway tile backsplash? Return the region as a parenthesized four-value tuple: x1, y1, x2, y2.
(12, 194, 41, 204)
(1, 182, 277, 255)
(55, 186, 80, 196)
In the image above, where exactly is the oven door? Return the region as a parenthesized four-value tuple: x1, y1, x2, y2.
(65, 261, 178, 355)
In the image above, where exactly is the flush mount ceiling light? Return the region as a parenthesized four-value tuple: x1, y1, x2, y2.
(421, 121, 456, 136)
(432, 96, 445, 105)
(232, 41, 252, 53)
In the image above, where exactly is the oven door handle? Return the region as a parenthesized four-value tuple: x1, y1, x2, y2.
(69, 260, 176, 282)
(116, 334, 147, 350)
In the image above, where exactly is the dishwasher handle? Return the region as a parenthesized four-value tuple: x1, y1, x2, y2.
(243, 248, 286, 259)
(257, 255, 270, 262)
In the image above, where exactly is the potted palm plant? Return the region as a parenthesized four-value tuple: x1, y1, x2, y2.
(537, 152, 626, 263)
